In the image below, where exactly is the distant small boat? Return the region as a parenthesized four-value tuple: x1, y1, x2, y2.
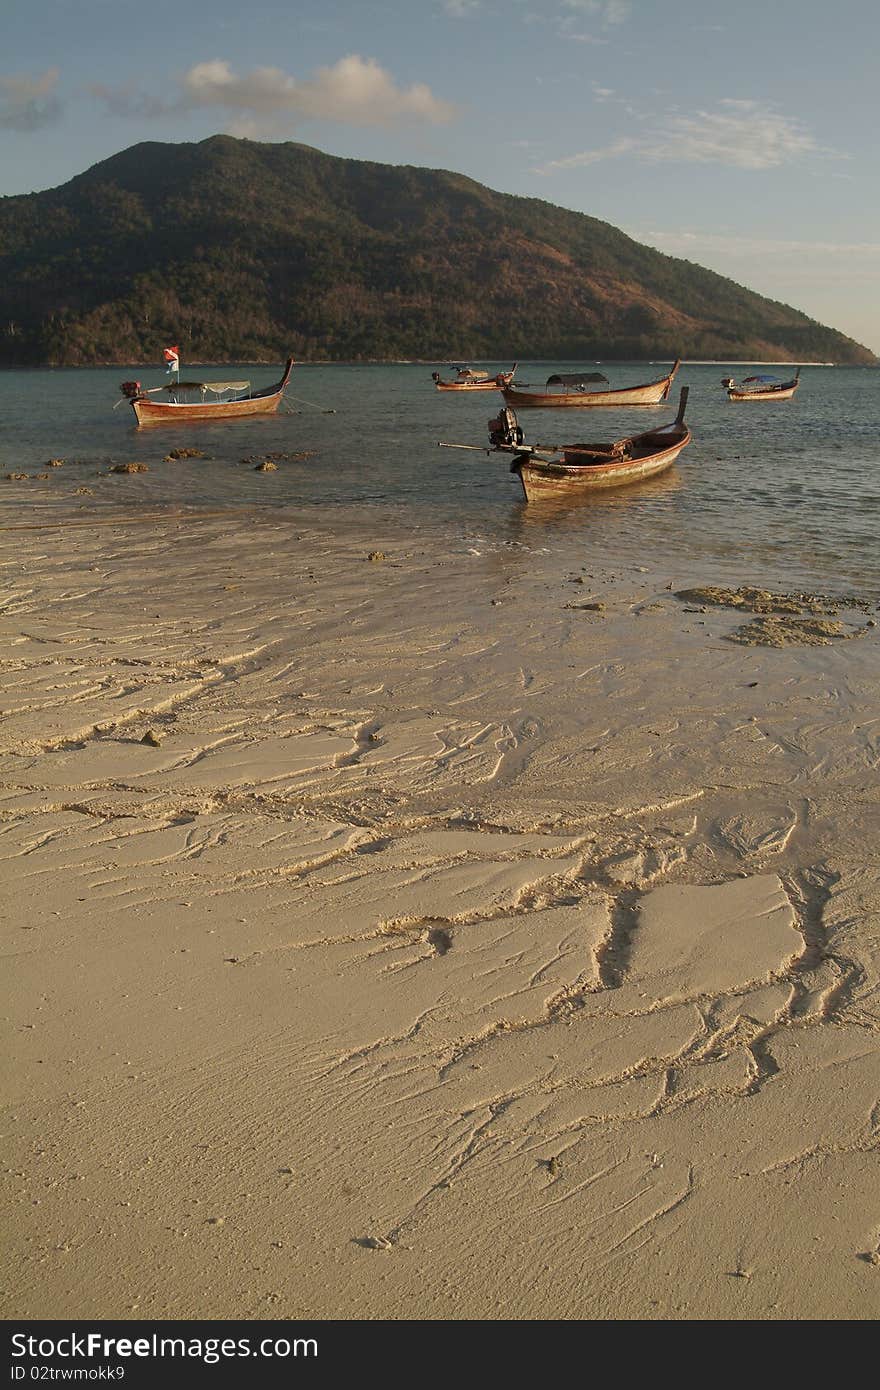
(119, 358, 294, 424)
(490, 388, 691, 502)
(721, 369, 800, 401)
(500, 359, 680, 408)
(432, 363, 517, 391)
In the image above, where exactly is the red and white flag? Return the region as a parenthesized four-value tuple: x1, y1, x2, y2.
(163, 346, 180, 373)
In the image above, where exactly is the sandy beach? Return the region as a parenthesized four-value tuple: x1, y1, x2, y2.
(2, 506, 878, 1320)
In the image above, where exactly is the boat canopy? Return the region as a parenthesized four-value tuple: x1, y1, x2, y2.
(162, 380, 251, 393)
(743, 375, 780, 384)
(546, 372, 609, 387)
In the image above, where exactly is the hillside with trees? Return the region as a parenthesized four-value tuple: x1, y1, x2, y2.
(0, 135, 874, 365)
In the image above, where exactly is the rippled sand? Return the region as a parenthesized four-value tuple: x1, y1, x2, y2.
(2, 510, 878, 1319)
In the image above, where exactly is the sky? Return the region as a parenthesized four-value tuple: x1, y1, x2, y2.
(2, 0, 878, 352)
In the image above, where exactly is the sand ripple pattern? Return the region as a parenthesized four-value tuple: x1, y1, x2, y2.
(2, 515, 879, 1319)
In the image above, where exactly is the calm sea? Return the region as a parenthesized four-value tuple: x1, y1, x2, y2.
(1, 361, 878, 598)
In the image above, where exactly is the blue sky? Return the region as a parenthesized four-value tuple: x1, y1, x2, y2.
(2, 0, 878, 351)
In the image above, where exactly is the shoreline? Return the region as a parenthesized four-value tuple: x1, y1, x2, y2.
(1, 357, 872, 371)
(2, 510, 878, 1319)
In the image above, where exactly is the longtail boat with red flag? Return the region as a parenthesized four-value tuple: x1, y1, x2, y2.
(119, 350, 294, 424)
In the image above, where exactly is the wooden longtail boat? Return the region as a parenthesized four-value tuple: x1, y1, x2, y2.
(494, 388, 691, 502)
(721, 369, 800, 401)
(500, 359, 680, 408)
(432, 364, 517, 391)
(120, 359, 294, 424)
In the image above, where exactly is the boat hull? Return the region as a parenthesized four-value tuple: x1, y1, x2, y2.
(434, 379, 505, 392)
(512, 428, 690, 502)
(434, 368, 515, 391)
(726, 382, 799, 401)
(131, 392, 285, 424)
(501, 362, 679, 408)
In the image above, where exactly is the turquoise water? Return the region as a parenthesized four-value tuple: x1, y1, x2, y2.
(1, 361, 878, 597)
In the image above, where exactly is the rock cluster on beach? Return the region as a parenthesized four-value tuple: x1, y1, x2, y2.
(675, 585, 873, 644)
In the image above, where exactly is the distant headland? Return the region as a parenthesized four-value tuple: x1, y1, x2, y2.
(0, 136, 875, 367)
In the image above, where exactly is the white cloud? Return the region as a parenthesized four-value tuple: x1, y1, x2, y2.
(180, 55, 456, 126)
(92, 55, 456, 132)
(538, 135, 638, 169)
(555, 0, 629, 44)
(659, 99, 820, 169)
(534, 100, 836, 173)
(0, 68, 62, 130)
(560, 0, 631, 21)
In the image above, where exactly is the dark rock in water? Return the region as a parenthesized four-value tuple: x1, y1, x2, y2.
(368, 551, 387, 562)
(242, 451, 316, 466)
(110, 462, 149, 474)
(6, 473, 29, 481)
(255, 460, 277, 472)
(46, 458, 64, 467)
(164, 448, 206, 460)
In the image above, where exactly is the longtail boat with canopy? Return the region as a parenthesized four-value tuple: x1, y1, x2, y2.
(500, 358, 681, 408)
(119, 352, 294, 424)
(721, 369, 800, 401)
(432, 363, 517, 391)
(484, 388, 691, 502)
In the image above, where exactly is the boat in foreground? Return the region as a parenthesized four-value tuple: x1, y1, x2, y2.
(721, 369, 800, 401)
(120, 358, 294, 424)
(432, 363, 517, 391)
(500, 359, 680, 408)
(489, 388, 690, 502)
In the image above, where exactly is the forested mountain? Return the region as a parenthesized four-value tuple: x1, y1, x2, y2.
(0, 135, 874, 365)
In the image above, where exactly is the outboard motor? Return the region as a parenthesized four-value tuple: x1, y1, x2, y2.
(488, 406, 524, 450)
(119, 380, 142, 399)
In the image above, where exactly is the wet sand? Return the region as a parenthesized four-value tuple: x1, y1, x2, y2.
(1, 510, 878, 1320)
